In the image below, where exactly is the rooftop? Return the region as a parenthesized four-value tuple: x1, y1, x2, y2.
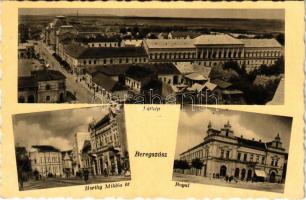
(194, 34, 244, 46)
(144, 39, 195, 49)
(64, 45, 147, 59)
(31, 70, 66, 82)
(125, 65, 154, 80)
(240, 38, 282, 48)
(92, 73, 126, 92)
(18, 76, 37, 89)
(31, 145, 60, 152)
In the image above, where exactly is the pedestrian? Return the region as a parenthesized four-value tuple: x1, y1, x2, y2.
(103, 163, 108, 177)
(84, 169, 89, 183)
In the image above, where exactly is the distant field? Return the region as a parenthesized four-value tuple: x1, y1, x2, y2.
(19, 15, 284, 33)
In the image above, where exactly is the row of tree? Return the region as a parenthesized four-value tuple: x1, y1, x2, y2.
(173, 158, 203, 176)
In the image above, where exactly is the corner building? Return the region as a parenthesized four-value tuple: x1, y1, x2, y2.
(88, 110, 128, 176)
(179, 121, 287, 183)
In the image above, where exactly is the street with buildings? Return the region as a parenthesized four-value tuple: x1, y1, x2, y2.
(173, 107, 291, 193)
(18, 11, 285, 104)
(14, 106, 130, 191)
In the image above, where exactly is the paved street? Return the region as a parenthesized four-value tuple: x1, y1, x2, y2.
(21, 175, 130, 191)
(35, 41, 97, 103)
(173, 172, 284, 193)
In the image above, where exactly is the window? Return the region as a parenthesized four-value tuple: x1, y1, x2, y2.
(243, 154, 247, 161)
(275, 160, 278, 167)
(261, 156, 265, 164)
(250, 154, 253, 161)
(256, 155, 259, 162)
(271, 160, 274, 166)
(46, 96, 51, 101)
(45, 84, 51, 90)
(226, 151, 230, 159)
(237, 152, 241, 160)
(220, 150, 224, 158)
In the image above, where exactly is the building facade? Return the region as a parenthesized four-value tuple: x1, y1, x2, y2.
(143, 34, 283, 71)
(18, 70, 66, 103)
(29, 145, 63, 177)
(87, 110, 129, 176)
(179, 121, 287, 183)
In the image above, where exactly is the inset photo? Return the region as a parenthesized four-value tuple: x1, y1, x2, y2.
(173, 106, 292, 193)
(13, 105, 131, 191)
(18, 8, 284, 105)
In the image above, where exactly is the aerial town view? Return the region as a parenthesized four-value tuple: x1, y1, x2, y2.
(13, 105, 131, 191)
(18, 8, 284, 104)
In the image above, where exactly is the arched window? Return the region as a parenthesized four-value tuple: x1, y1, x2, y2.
(18, 96, 25, 103)
(46, 96, 51, 102)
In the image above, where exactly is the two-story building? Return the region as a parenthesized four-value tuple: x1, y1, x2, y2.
(29, 145, 63, 177)
(179, 121, 288, 183)
(18, 69, 66, 103)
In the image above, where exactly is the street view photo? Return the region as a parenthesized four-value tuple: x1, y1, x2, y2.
(18, 8, 284, 104)
(173, 107, 292, 193)
(13, 105, 131, 191)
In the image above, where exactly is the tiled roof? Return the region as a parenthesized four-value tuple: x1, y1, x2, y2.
(145, 63, 181, 75)
(144, 39, 195, 49)
(64, 45, 147, 59)
(92, 73, 126, 92)
(125, 65, 154, 81)
(31, 70, 66, 81)
(194, 34, 243, 45)
(240, 39, 282, 48)
(18, 76, 37, 89)
(32, 145, 60, 152)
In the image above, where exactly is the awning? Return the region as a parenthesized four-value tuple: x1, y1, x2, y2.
(255, 170, 267, 178)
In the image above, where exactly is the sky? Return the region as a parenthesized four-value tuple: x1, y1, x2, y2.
(19, 8, 284, 20)
(13, 106, 111, 151)
(175, 107, 292, 159)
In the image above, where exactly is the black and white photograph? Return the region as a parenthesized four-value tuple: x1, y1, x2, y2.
(13, 105, 131, 191)
(18, 8, 284, 105)
(172, 106, 292, 193)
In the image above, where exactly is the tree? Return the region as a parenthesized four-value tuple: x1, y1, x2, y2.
(173, 160, 180, 172)
(191, 158, 204, 176)
(180, 160, 190, 174)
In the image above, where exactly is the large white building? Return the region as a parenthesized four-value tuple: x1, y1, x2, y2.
(29, 145, 63, 177)
(143, 34, 283, 71)
(179, 121, 288, 183)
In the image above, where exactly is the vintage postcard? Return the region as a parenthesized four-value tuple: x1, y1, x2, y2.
(0, 1, 304, 199)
